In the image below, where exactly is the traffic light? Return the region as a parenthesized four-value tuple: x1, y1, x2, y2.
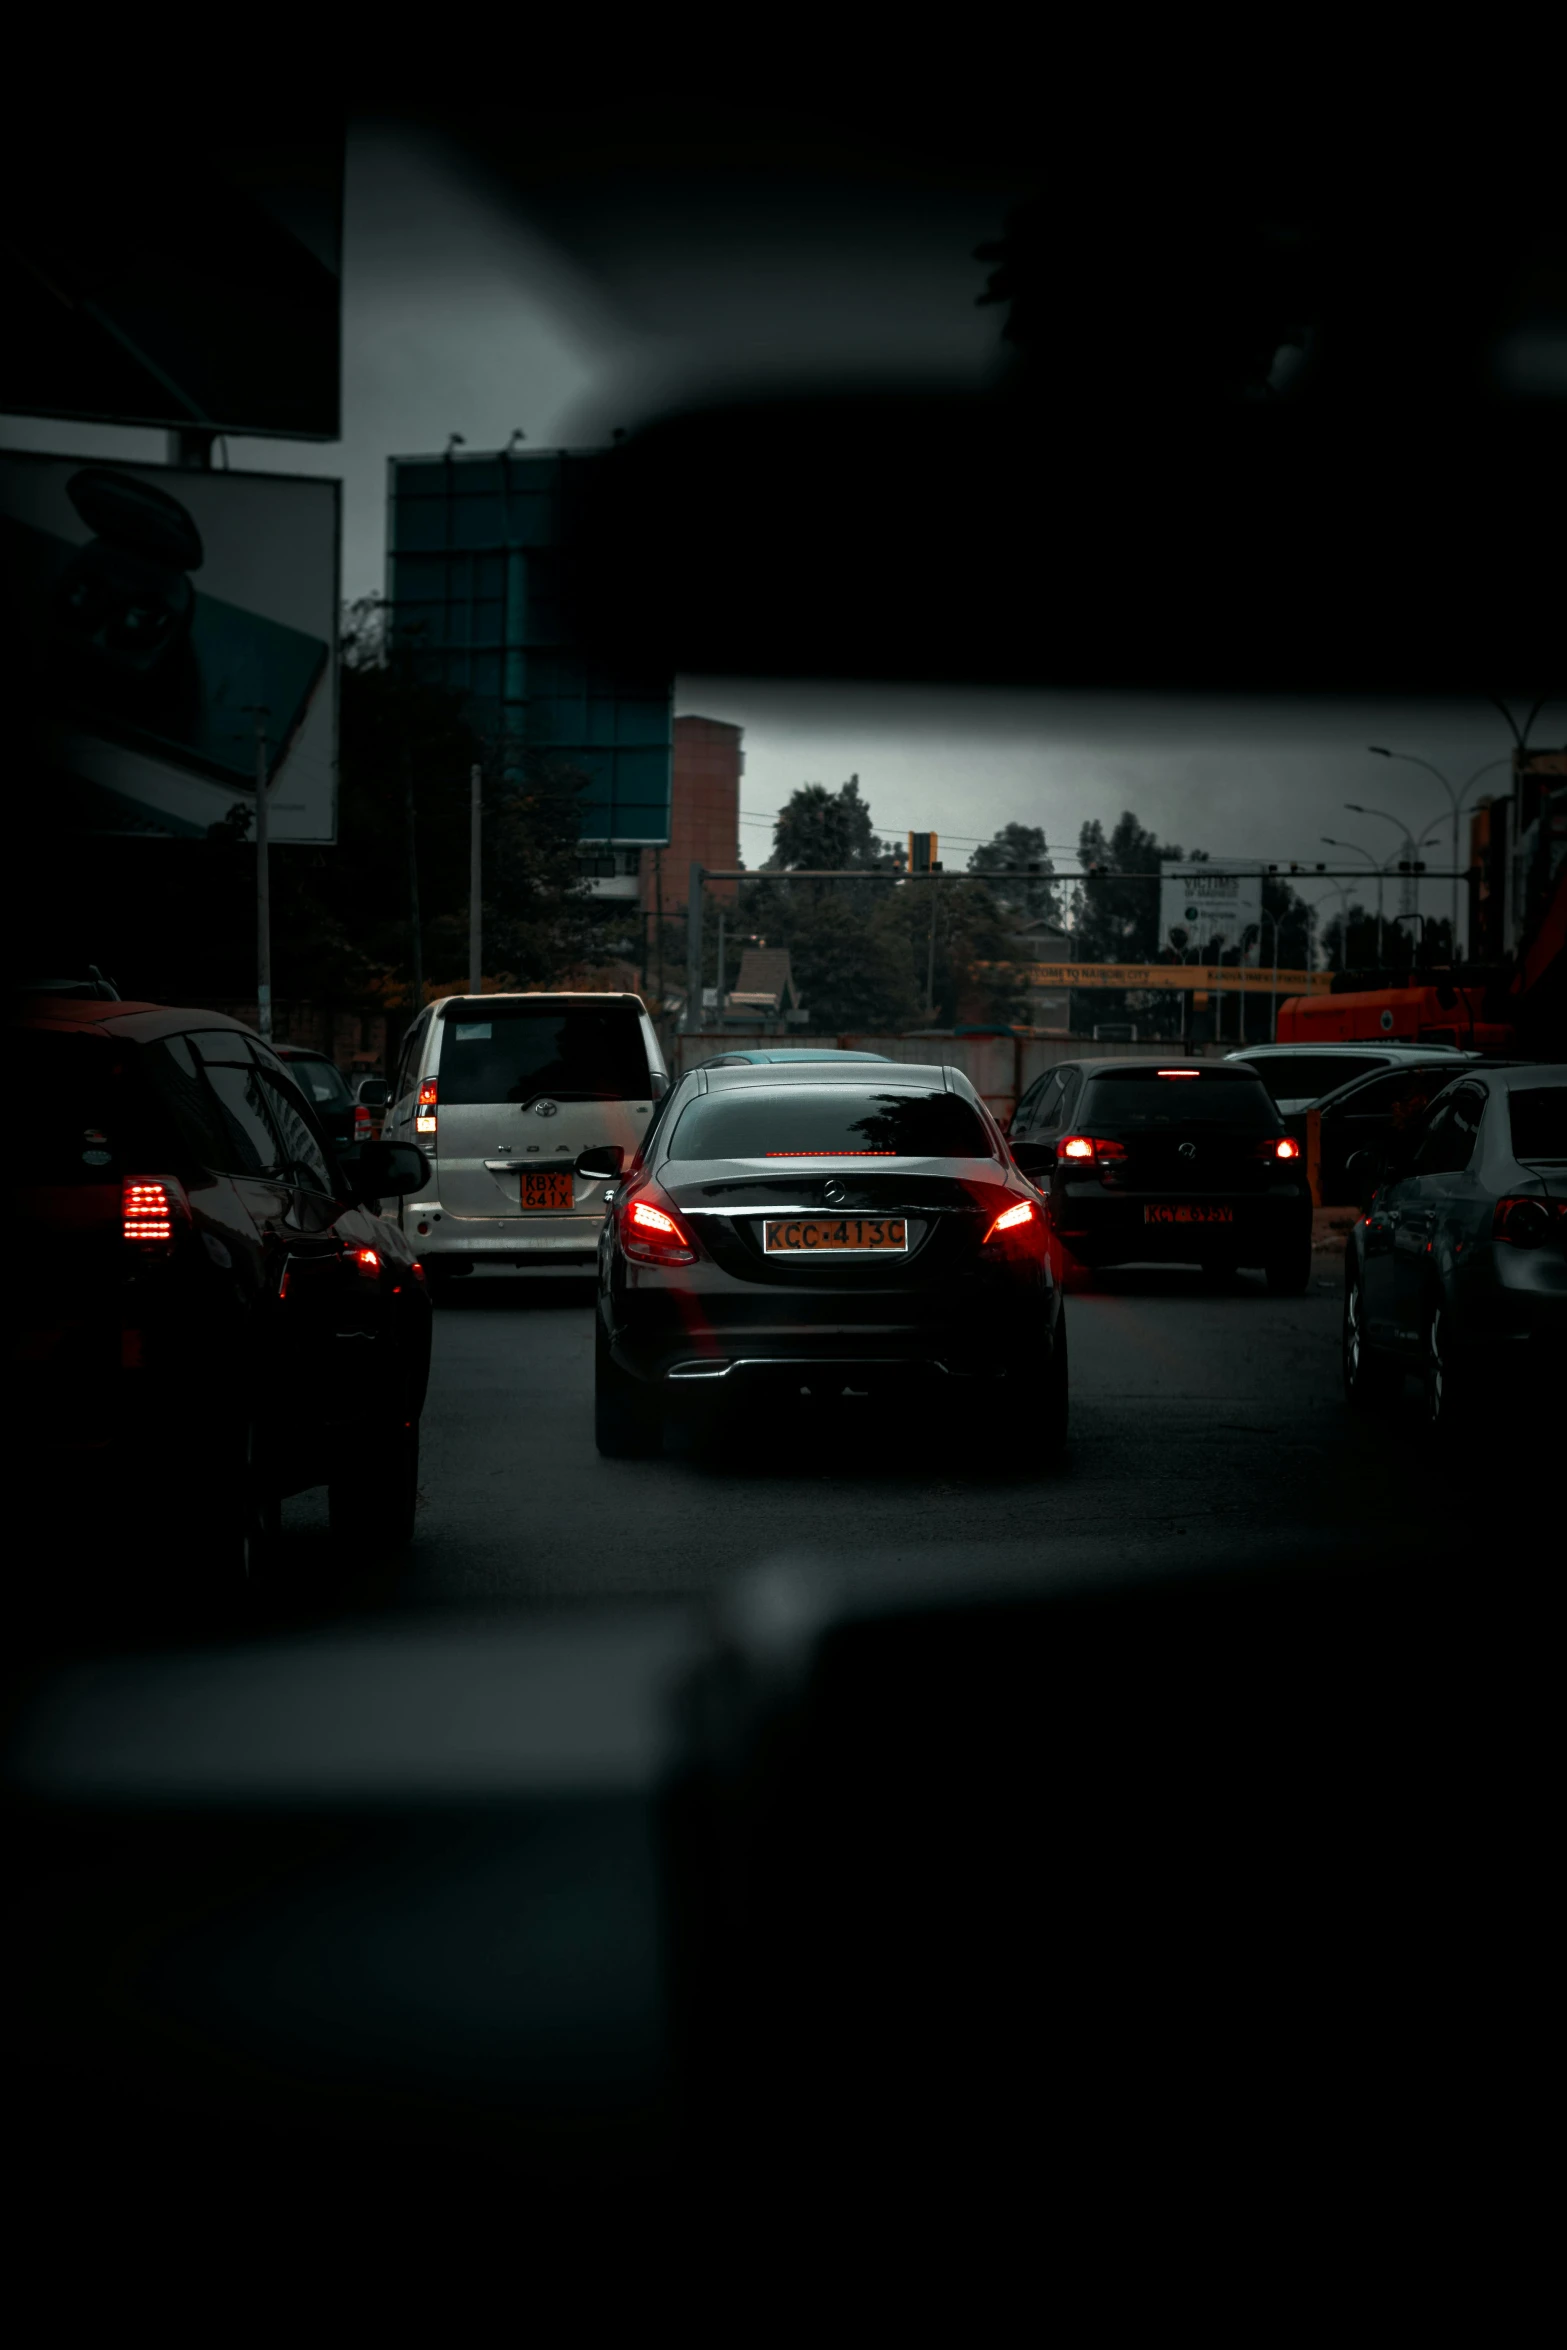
(908, 831, 938, 875)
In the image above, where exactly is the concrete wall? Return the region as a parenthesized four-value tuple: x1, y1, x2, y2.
(670, 1032, 1214, 1126)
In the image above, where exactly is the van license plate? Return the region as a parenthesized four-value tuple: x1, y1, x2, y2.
(521, 1172, 575, 1210)
(765, 1217, 907, 1252)
(1143, 1204, 1233, 1225)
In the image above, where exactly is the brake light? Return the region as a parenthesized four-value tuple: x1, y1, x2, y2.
(354, 1105, 373, 1140)
(985, 1198, 1038, 1241)
(1259, 1136, 1302, 1160)
(351, 1246, 381, 1277)
(1059, 1135, 1128, 1166)
(122, 1177, 189, 1249)
(416, 1078, 437, 1137)
(1157, 1069, 1201, 1078)
(1493, 1196, 1562, 1248)
(621, 1187, 697, 1265)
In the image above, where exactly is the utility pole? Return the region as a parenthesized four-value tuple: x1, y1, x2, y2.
(926, 883, 938, 1016)
(654, 849, 665, 1007)
(245, 706, 273, 1041)
(686, 864, 705, 1036)
(404, 747, 424, 1021)
(716, 905, 727, 1028)
(468, 763, 482, 996)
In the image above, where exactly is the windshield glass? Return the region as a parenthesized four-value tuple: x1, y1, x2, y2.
(286, 1056, 352, 1110)
(437, 1004, 650, 1105)
(1078, 1074, 1278, 1129)
(1244, 1055, 1385, 1102)
(1509, 1085, 1567, 1161)
(668, 1087, 996, 1160)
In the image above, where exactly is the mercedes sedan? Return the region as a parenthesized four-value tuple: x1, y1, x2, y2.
(586, 1061, 1065, 1461)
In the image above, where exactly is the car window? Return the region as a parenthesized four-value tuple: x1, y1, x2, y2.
(667, 1087, 997, 1161)
(188, 1033, 285, 1178)
(394, 1009, 432, 1106)
(251, 1052, 338, 1196)
(1251, 1054, 1385, 1104)
(138, 1034, 234, 1169)
(1053, 1070, 1083, 1128)
(1327, 1065, 1455, 1136)
(1015, 1072, 1060, 1136)
(1508, 1085, 1567, 1162)
(284, 1054, 353, 1112)
(435, 1002, 650, 1104)
(1409, 1086, 1484, 1178)
(17, 1028, 146, 1185)
(1076, 1073, 1277, 1128)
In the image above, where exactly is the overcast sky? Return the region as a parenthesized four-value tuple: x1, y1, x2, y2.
(4, 121, 1557, 940)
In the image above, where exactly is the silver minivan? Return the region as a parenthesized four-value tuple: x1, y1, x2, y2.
(385, 992, 667, 1281)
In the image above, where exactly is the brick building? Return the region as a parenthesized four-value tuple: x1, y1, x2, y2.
(640, 715, 743, 915)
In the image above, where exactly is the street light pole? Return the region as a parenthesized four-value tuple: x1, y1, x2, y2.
(1345, 803, 1420, 919)
(245, 706, 273, 1041)
(1366, 750, 1512, 959)
(1321, 837, 1388, 964)
(468, 763, 482, 996)
(1258, 908, 1280, 1040)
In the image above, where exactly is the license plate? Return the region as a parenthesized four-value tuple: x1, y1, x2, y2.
(765, 1216, 907, 1253)
(520, 1171, 575, 1211)
(1143, 1204, 1234, 1225)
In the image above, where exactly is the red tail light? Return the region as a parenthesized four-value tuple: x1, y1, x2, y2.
(1059, 1134, 1127, 1166)
(416, 1078, 437, 1137)
(1493, 1196, 1562, 1248)
(354, 1105, 373, 1140)
(621, 1186, 697, 1265)
(122, 1177, 190, 1249)
(351, 1246, 381, 1277)
(984, 1197, 1041, 1243)
(1258, 1136, 1301, 1160)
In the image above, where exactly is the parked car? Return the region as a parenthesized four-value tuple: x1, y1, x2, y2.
(703, 1048, 891, 1066)
(384, 992, 668, 1287)
(1342, 1063, 1567, 1431)
(1222, 1042, 1475, 1117)
(1009, 1058, 1313, 1290)
(273, 1044, 384, 1155)
(13, 994, 434, 1576)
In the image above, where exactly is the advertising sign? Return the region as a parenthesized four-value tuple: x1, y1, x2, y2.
(1024, 964, 1330, 994)
(0, 451, 338, 842)
(1159, 860, 1263, 954)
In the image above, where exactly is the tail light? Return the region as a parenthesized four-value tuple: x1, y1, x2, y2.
(351, 1246, 381, 1278)
(1059, 1134, 1128, 1167)
(1493, 1196, 1563, 1248)
(122, 1176, 190, 1251)
(984, 1197, 1045, 1252)
(1257, 1136, 1301, 1161)
(354, 1104, 373, 1142)
(416, 1079, 437, 1137)
(620, 1185, 697, 1266)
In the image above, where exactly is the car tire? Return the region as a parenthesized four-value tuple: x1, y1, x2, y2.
(329, 1406, 420, 1552)
(1265, 1232, 1313, 1295)
(595, 1319, 663, 1458)
(186, 1410, 280, 1585)
(1342, 1261, 1401, 1411)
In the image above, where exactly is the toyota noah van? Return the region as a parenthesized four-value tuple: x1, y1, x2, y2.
(385, 993, 667, 1285)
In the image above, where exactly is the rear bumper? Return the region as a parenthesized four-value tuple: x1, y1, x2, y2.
(1053, 1186, 1311, 1264)
(408, 1208, 606, 1262)
(608, 1296, 1057, 1390)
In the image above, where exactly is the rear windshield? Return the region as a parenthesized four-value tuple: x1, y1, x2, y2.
(1078, 1072, 1278, 1129)
(668, 1087, 996, 1161)
(1243, 1054, 1385, 1102)
(1508, 1085, 1567, 1161)
(286, 1055, 353, 1111)
(436, 1004, 650, 1106)
(16, 1030, 137, 1184)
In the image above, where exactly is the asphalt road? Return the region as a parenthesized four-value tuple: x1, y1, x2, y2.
(271, 1240, 1482, 1608)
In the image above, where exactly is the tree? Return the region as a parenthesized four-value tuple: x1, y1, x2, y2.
(1075, 812, 1184, 960)
(769, 774, 889, 876)
(967, 823, 1062, 927)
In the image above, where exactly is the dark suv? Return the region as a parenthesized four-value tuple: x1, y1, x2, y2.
(1010, 1058, 1313, 1290)
(13, 995, 434, 1577)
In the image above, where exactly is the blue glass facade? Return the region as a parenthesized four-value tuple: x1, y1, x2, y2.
(385, 450, 672, 844)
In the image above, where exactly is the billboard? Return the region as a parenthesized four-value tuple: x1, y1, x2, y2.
(0, 125, 342, 441)
(0, 451, 338, 842)
(1160, 860, 1264, 954)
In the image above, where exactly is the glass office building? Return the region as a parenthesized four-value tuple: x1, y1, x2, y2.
(385, 449, 672, 846)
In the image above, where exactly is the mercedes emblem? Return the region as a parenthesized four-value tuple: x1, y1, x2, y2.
(823, 1179, 845, 1204)
(1179, 1141, 1197, 1159)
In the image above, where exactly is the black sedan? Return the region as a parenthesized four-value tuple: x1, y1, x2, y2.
(1008, 1058, 1313, 1290)
(1343, 1062, 1567, 1432)
(586, 1061, 1065, 1460)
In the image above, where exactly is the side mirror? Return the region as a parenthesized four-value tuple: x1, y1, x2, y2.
(575, 1144, 625, 1180)
(649, 1072, 669, 1100)
(356, 1076, 391, 1109)
(1344, 1147, 1384, 1210)
(340, 1139, 430, 1202)
(1012, 1140, 1057, 1179)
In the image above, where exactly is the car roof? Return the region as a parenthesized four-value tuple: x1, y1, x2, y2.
(15, 997, 258, 1044)
(1068, 1058, 1266, 1082)
(1223, 1043, 1471, 1059)
(707, 1048, 889, 1062)
(699, 1060, 954, 1090)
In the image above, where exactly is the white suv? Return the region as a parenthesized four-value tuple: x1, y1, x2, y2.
(385, 993, 667, 1284)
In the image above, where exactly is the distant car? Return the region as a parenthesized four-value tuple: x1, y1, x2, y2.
(1008, 1057, 1313, 1291)
(273, 1045, 381, 1154)
(703, 1048, 891, 1066)
(589, 1060, 1066, 1460)
(13, 996, 434, 1576)
(1342, 1063, 1567, 1432)
(1222, 1042, 1475, 1117)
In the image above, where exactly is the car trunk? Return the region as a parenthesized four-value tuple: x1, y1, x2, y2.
(1107, 1121, 1275, 1194)
(662, 1163, 1016, 1284)
(434, 1096, 653, 1219)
